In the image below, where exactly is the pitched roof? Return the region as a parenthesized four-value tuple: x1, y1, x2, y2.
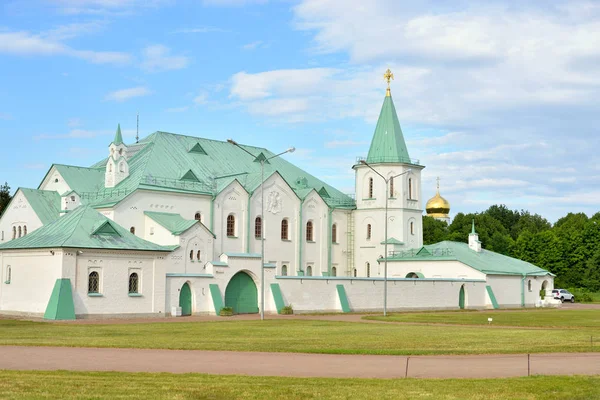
(380, 237, 404, 245)
(144, 211, 214, 236)
(366, 94, 412, 164)
(387, 240, 553, 276)
(60, 131, 355, 209)
(19, 188, 60, 225)
(112, 124, 124, 146)
(0, 206, 170, 252)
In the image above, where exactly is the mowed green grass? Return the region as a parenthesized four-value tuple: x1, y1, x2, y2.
(0, 316, 598, 355)
(365, 309, 600, 328)
(0, 371, 599, 400)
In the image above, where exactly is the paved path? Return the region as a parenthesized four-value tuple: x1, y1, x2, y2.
(1, 346, 599, 379)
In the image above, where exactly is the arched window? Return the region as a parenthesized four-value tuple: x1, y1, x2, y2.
(389, 177, 394, 198)
(23, 226, 27, 236)
(332, 267, 337, 277)
(366, 262, 371, 278)
(368, 177, 374, 198)
(119, 162, 124, 173)
(128, 273, 139, 294)
(12, 227, 16, 240)
(410, 221, 414, 235)
(88, 271, 99, 293)
(108, 163, 112, 173)
(528, 280, 532, 292)
(18, 226, 21, 238)
(281, 265, 288, 276)
(227, 214, 235, 237)
(331, 223, 337, 243)
(306, 221, 313, 241)
(353, 268, 357, 277)
(197, 250, 201, 261)
(281, 219, 289, 240)
(130, 226, 135, 235)
(367, 224, 372, 240)
(6, 266, 11, 284)
(194, 212, 201, 221)
(406, 272, 420, 278)
(255, 216, 262, 239)
(408, 178, 413, 200)
(189, 250, 194, 260)
(306, 265, 313, 276)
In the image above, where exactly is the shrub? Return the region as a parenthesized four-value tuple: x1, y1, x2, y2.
(567, 288, 594, 303)
(280, 305, 293, 315)
(219, 307, 234, 316)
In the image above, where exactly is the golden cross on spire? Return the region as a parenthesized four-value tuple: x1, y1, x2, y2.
(383, 68, 394, 96)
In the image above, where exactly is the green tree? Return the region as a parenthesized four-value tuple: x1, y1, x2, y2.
(0, 182, 11, 217)
(422, 216, 448, 244)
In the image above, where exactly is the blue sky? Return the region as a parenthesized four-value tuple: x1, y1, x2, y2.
(0, 0, 599, 223)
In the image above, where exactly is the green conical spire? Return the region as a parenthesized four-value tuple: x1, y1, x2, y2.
(112, 124, 124, 146)
(366, 93, 411, 164)
(471, 219, 476, 234)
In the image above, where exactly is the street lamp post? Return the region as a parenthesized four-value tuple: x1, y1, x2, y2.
(227, 139, 295, 320)
(360, 160, 411, 317)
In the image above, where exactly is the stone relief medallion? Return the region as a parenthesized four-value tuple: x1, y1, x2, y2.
(266, 191, 283, 214)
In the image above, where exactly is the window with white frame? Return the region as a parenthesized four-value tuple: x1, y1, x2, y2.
(129, 272, 139, 294)
(281, 264, 288, 276)
(306, 265, 313, 276)
(227, 214, 236, 237)
(88, 271, 100, 294)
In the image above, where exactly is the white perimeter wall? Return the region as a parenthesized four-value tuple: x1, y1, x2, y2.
(487, 275, 554, 307)
(0, 249, 63, 315)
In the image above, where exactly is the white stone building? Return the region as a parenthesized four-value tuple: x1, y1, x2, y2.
(0, 81, 554, 319)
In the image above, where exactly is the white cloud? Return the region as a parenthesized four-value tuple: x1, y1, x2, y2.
(242, 40, 264, 50)
(193, 92, 209, 105)
(202, 0, 267, 6)
(165, 106, 190, 113)
(67, 118, 82, 128)
(0, 30, 131, 65)
(34, 129, 110, 140)
(48, 0, 168, 15)
(171, 26, 230, 34)
(140, 45, 189, 72)
(105, 87, 152, 102)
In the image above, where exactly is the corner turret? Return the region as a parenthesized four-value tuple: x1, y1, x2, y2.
(105, 124, 129, 188)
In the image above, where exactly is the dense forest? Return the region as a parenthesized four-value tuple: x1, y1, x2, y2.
(423, 205, 600, 291)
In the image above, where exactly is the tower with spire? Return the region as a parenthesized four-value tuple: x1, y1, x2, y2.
(104, 124, 129, 188)
(352, 69, 425, 276)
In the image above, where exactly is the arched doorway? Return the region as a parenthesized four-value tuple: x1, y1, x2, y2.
(459, 285, 466, 309)
(179, 282, 192, 316)
(225, 271, 258, 314)
(540, 280, 549, 300)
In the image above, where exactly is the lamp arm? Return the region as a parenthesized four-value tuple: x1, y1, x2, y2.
(362, 162, 387, 182)
(267, 149, 292, 160)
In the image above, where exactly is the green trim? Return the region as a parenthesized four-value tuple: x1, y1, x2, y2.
(166, 273, 213, 278)
(263, 263, 276, 269)
(298, 205, 303, 275)
(225, 252, 261, 258)
(270, 283, 285, 314)
(486, 285, 499, 309)
(336, 285, 351, 313)
(405, 272, 424, 278)
(246, 196, 251, 253)
(276, 276, 486, 283)
(44, 278, 76, 320)
(128, 293, 143, 297)
(209, 284, 224, 315)
(327, 207, 333, 275)
(459, 285, 465, 309)
(210, 196, 215, 232)
(87, 293, 103, 297)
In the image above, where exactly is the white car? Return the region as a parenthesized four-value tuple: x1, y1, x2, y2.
(552, 289, 575, 303)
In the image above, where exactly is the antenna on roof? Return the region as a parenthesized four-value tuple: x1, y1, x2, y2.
(136, 112, 139, 143)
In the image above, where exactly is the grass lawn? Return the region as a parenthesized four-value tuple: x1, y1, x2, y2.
(0, 316, 598, 355)
(365, 309, 600, 328)
(0, 371, 599, 400)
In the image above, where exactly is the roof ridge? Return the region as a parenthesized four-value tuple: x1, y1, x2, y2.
(61, 206, 92, 246)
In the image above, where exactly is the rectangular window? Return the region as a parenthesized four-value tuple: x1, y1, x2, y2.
(389, 177, 394, 198)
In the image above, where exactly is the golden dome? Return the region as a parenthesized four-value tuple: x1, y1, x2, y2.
(426, 178, 450, 217)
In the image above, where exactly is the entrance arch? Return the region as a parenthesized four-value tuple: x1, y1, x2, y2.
(540, 280, 549, 300)
(225, 271, 258, 314)
(459, 284, 467, 309)
(179, 282, 192, 316)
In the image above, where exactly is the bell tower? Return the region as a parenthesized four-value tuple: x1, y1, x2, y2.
(105, 124, 129, 188)
(352, 69, 425, 276)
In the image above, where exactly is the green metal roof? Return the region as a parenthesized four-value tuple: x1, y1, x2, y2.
(59, 131, 355, 209)
(387, 241, 553, 276)
(380, 237, 404, 245)
(144, 211, 214, 236)
(0, 206, 170, 252)
(366, 94, 412, 164)
(112, 124, 124, 146)
(19, 188, 61, 225)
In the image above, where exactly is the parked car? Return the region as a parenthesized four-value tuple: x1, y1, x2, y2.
(552, 289, 575, 303)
